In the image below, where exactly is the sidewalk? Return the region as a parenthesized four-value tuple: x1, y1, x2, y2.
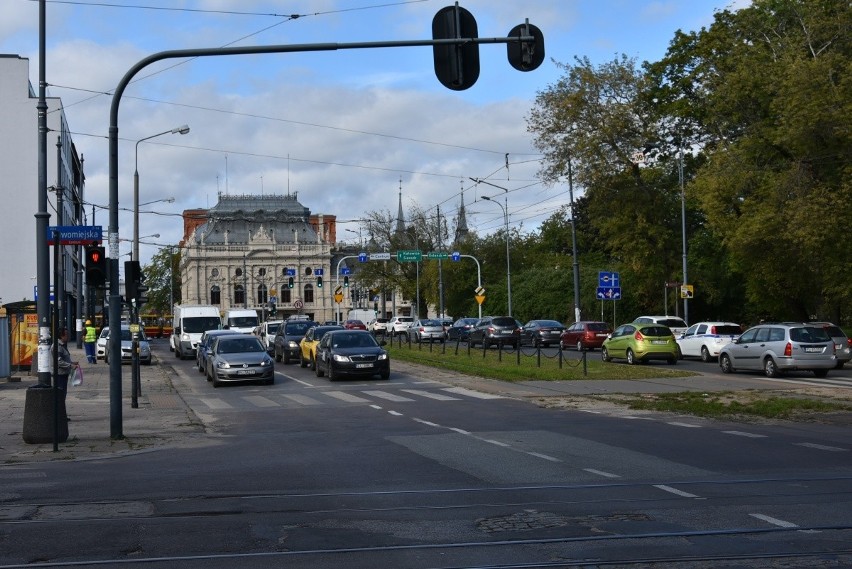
(0, 344, 207, 465)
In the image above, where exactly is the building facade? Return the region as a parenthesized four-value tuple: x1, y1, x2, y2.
(179, 193, 340, 322)
(0, 54, 86, 334)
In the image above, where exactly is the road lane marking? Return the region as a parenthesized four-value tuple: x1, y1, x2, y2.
(362, 390, 415, 402)
(281, 394, 323, 405)
(654, 484, 700, 498)
(667, 421, 701, 428)
(369, 405, 383, 410)
(401, 389, 460, 401)
(526, 452, 561, 462)
(323, 391, 371, 403)
(584, 468, 620, 478)
(723, 430, 767, 438)
(200, 398, 232, 409)
(442, 387, 503, 399)
(750, 513, 798, 528)
(795, 442, 847, 452)
(242, 396, 279, 408)
(388, 410, 403, 416)
(449, 427, 471, 435)
(413, 418, 440, 427)
(484, 439, 510, 447)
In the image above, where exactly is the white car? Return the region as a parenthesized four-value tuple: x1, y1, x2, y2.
(367, 318, 389, 335)
(96, 327, 109, 359)
(676, 321, 742, 362)
(257, 320, 283, 352)
(387, 316, 414, 337)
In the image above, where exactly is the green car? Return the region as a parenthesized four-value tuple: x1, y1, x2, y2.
(601, 323, 679, 365)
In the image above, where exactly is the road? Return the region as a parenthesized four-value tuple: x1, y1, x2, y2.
(1, 338, 850, 568)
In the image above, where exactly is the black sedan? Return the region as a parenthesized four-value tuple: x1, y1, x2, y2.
(206, 335, 275, 387)
(519, 319, 566, 347)
(447, 317, 479, 341)
(314, 330, 390, 381)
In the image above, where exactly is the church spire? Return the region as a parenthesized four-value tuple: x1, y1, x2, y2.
(394, 178, 406, 235)
(454, 179, 469, 244)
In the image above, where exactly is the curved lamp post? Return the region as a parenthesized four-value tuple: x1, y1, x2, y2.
(481, 194, 512, 317)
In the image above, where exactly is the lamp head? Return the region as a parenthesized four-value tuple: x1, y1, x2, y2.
(482, 196, 492, 201)
(173, 125, 190, 135)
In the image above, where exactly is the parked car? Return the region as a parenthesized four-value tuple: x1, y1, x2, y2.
(676, 321, 742, 362)
(560, 321, 612, 351)
(96, 327, 109, 359)
(633, 315, 688, 336)
(273, 319, 318, 364)
(809, 322, 852, 369)
(367, 318, 389, 335)
(343, 319, 367, 330)
(206, 334, 275, 387)
(411, 319, 447, 343)
(601, 323, 678, 365)
(299, 325, 344, 370)
(103, 326, 152, 365)
(468, 316, 521, 349)
(718, 323, 836, 378)
(196, 329, 242, 374)
(257, 319, 283, 352)
(447, 317, 478, 341)
(519, 319, 566, 347)
(387, 316, 415, 337)
(314, 330, 390, 380)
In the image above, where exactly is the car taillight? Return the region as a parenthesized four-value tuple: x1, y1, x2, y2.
(847, 338, 852, 348)
(784, 342, 792, 357)
(634, 331, 645, 341)
(710, 326, 716, 334)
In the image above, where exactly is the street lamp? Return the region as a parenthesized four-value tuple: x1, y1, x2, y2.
(480, 192, 512, 317)
(134, 125, 189, 262)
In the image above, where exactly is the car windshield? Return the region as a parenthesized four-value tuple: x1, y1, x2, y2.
(314, 326, 342, 340)
(492, 317, 517, 327)
(421, 320, 441, 326)
(790, 327, 831, 343)
(587, 322, 610, 331)
(218, 338, 263, 353)
(658, 318, 687, 328)
(535, 320, 563, 327)
(641, 326, 672, 337)
(286, 321, 316, 335)
(713, 325, 742, 335)
(456, 318, 478, 326)
(332, 333, 378, 349)
(229, 316, 258, 327)
(183, 316, 222, 334)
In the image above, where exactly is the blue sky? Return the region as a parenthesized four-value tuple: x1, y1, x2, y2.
(2, 0, 748, 265)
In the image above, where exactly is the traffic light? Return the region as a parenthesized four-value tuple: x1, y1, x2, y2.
(124, 260, 149, 305)
(288, 276, 294, 289)
(432, 4, 480, 91)
(136, 270, 149, 305)
(343, 275, 349, 287)
(316, 276, 323, 288)
(506, 22, 545, 72)
(85, 246, 107, 288)
(268, 301, 277, 317)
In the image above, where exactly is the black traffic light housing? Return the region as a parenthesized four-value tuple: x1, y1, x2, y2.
(343, 275, 350, 287)
(85, 245, 107, 288)
(316, 276, 323, 288)
(288, 276, 294, 289)
(124, 260, 149, 305)
(268, 301, 277, 317)
(507, 21, 545, 71)
(432, 4, 480, 91)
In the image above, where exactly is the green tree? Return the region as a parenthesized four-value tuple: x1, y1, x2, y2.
(141, 247, 180, 315)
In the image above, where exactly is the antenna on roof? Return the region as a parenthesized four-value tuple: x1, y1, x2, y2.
(287, 154, 290, 197)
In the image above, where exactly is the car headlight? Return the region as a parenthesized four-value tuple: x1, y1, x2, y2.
(260, 358, 273, 367)
(288, 341, 299, 348)
(333, 354, 351, 363)
(378, 352, 388, 361)
(181, 333, 191, 341)
(216, 360, 231, 369)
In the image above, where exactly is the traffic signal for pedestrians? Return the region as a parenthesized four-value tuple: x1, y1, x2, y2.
(124, 260, 149, 305)
(316, 276, 323, 288)
(288, 276, 294, 289)
(343, 275, 349, 287)
(506, 22, 545, 71)
(85, 246, 107, 288)
(136, 271, 149, 305)
(432, 4, 480, 91)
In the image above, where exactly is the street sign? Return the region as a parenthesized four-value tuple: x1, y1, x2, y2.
(427, 251, 449, 260)
(451, 251, 461, 261)
(313, 268, 324, 276)
(598, 271, 620, 288)
(286, 268, 296, 276)
(370, 252, 391, 261)
(358, 252, 368, 262)
(47, 225, 103, 245)
(475, 285, 485, 296)
(334, 293, 344, 303)
(475, 294, 485, 305)
(33, 285, 55, 302)
(335, 285, 343, 295)
(596, 286, 622, 300)
(293, 299, 304, 309)
(397, 250, 422, 262)
(341, 267, 351, 275)
(681, 284, 694, 299)
(269, 296, 277, 303)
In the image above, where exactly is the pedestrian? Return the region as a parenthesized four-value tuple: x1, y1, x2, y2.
(84, 319, 98, 364)
(51, 327, 79, 411)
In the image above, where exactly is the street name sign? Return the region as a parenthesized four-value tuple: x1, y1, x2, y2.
(397, 250, 422, 262)
(427, 251, 449, 260)
(370, 252, 391, 261)
(47, 225, 103, 245)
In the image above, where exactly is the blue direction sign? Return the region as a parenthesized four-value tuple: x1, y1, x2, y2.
(47, 225, 102, 245)
(358, 252, 368, 262)
(341, 267, 351, 275)
(598, 271, 620, 288)
(596, 287, 622, 300)
(313, 268, 324, 276)
(286, 268, 296, 276)
(451, 251, 461, 261)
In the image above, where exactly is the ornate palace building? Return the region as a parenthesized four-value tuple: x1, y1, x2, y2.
(179, 193, 337, 321)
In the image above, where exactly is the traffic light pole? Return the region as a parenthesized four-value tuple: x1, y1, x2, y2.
(108, 20, 540, 440)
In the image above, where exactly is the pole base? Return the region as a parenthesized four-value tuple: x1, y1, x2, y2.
(22, 385, 69, 444)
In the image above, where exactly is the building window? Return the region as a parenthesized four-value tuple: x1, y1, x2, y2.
(258, 267, 266, 277)
(304, 266, 313, 276)
(282, 289, 291, 303)
(210, 285, 221, 305)
(257, 283, 268, 305)
(304, 284, 314, 303)
(211, 268, 219, 277)
(234, 284, 245, 306)
(235, 268, 243, 277)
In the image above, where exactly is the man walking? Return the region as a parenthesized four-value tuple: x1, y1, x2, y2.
(84, 319, 98, 364)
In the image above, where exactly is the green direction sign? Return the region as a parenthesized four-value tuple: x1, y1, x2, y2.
(427, 251, 449, 260)
(397, 250, 422, 262)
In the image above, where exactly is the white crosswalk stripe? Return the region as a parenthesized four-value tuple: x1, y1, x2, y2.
(200, 398, 232, 409)
(242, 395, 279, 408)
(323, 391, 372, 403)
(362, 390, 415, 402)
(282, 393, 323, 405)
(401, 389, 460, 401)
(442, 386, 503, 399)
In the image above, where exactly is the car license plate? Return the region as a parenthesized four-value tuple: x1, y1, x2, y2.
(237, 369, 256, 375)
(804, 347, 822, 353)
(356, 363, 373, 369)
(651, 340, 668, 345)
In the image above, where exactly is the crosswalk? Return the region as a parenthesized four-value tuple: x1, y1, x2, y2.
(191, 386, 503, 411)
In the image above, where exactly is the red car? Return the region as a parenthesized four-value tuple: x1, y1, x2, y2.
(343, 319, 367, 330)
(560, 321, 613, 351)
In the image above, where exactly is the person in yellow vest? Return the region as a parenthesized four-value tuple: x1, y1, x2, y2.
(84, 320, 98, 364)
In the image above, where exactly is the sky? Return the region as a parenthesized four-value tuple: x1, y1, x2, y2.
(2, 0, 749, 266)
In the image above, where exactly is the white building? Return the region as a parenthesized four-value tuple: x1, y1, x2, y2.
(0, 55, 86, 332)
(179, 193, 340, 322)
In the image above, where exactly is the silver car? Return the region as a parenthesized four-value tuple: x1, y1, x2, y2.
(719, 323, 836, 378)
(411, 319, 447, 343)
(103, 326, 152, 365)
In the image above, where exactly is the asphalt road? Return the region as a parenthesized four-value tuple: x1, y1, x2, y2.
(1, 338, 850, 568)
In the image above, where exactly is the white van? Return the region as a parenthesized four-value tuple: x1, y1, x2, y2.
(170, 304, 222, 359)
(223, 308, 260, 334)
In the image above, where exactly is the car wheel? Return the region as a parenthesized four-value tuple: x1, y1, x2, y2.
(299, 353, 308, 368)
(700, 346, 712, 363)
(327, 363, 336, 382)
(315, 359, 324, 377)
(813, 369, 829, 378)
(763, 357, 780, 378)
(283, 353, 290, 365)
(835, 361, 845, 370)
(274, 349, 281, 363)
(212, 377, 221, 388)
(601, 347, 611, 362)
(626, 349, 636, 365)
(380, 369, 390, 380)
(576, 340, 584, 352)
(668, 357, 677, 365)
(719, 353, 734, 374)
(310, 356, 317, 371)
